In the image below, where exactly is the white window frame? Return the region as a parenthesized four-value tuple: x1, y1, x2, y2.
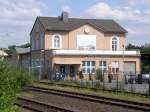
(110, 35, 119, 51)
(82, 61, 95, 74)
(99, 61, 107, 74)
(52, 34, 62, 49)
(111, 61, 119, 73)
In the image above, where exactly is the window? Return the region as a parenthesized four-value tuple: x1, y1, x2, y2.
(100, 61, 107, 74)
(40, 34, 44, 49)
(52, 34, 62, 48)
(82, 61, 95, 74)
(111, 36, 119, 51)
(111, 61, 119, 73)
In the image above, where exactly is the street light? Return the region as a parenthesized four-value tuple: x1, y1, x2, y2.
(39, 49, 44, 80)
(122, 44, 127, 84)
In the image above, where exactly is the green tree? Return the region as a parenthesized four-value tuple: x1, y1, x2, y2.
(126, 43, 150, 73)
(0, 61, 33, 112)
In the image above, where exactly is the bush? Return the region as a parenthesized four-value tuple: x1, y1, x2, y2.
(0, 61, 33, 112)
(96, 69, 103, 82)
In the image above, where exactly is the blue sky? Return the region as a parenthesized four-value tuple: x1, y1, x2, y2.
(0, 0, 150, 48)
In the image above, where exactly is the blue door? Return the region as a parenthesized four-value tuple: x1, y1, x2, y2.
(60, 65, 66, 79)
(70, 65, 75, 77)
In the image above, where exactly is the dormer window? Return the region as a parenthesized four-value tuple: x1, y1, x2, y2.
(111, 36, 119, 51)
(52, 34, 62, 49)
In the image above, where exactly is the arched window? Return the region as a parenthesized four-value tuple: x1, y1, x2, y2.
(52, 34, 62, 48)
(111, 36, 119, 51)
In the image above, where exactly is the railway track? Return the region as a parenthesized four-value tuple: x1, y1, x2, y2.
(29, 86, 150, 112)
(16, 97, 76, 112)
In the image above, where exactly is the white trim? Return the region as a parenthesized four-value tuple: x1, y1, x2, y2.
(53, 50, 138, 56)
(52, 34, 62, 49)
(110, 35, 119, 51)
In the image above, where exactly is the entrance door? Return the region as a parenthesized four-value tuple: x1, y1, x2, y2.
(70, 65, 75, 77)
(124, 62, 136, 75)
(60, 65, 66, 77)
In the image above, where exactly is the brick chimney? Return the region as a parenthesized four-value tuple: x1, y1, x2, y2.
(61, 11, 68, 22)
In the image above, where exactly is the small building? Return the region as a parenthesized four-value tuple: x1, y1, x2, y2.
(0, 49, 8, 60)
(30, 12, 141, 80)
(6, 47, 30, 70)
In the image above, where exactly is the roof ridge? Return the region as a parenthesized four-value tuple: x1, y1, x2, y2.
(38, 16, 114, 21)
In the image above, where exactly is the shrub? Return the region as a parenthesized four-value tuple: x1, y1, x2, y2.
(96, 69, 103, 82)
(0, 61, 33, 112)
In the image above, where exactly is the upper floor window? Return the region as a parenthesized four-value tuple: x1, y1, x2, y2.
(111, 36, 119, 51)
(52, 34, 62, 49)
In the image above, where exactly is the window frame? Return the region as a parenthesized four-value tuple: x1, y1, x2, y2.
(52, 34, 62, 49)
(82, 61, 95, 74)
(99, 61, 107, 74)
(110, 35, 119, 51)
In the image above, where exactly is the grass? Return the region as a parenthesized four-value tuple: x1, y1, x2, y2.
(17, 91, 35, 99)
(33, 82, 150, 104)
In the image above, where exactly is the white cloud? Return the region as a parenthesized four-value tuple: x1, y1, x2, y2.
(0, 0, 46, 48)
(127, 0, 150, 6)
(82, 2, 150, 45)
(83, 2, 150, 24)
(0, 0, 46, 25)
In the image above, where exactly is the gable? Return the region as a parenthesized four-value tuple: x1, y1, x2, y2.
(30, 17, 45, 36)
(69, 24, 104, 36)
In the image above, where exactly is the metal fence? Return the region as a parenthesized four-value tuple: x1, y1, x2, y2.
(60, 71, 150, 96)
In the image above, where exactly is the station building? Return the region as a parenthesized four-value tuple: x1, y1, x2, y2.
(30, 12, 141, 80)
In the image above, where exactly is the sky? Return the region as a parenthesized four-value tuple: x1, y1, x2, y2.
(0, 0, 150, 48)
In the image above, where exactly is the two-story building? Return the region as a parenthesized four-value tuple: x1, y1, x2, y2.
(30, 12, 141, 80)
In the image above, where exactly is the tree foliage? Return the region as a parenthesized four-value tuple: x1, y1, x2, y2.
(0, 61, 33, 112)
(96, 69, 103, 82)
(126, 43, 150, 73)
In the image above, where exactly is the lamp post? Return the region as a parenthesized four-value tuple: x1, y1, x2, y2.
(39, 49, 44, 80)
(122, 44, 126, 84)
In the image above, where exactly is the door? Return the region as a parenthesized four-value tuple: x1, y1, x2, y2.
(60, 65, 66, 77)
(70, 65, 75, 77)
(124, 62, 136, 75)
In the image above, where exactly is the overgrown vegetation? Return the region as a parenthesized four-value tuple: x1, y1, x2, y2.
(126, 43, 150, 73)
(96, 69, 103, 82)
(0, 61, 33, 112)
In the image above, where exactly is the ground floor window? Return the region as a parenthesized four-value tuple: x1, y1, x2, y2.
(111, 61, 119, 73)
(31, 59, 44, 69)
(82, 61, 95, 74)
(99, 61, 107, 74)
